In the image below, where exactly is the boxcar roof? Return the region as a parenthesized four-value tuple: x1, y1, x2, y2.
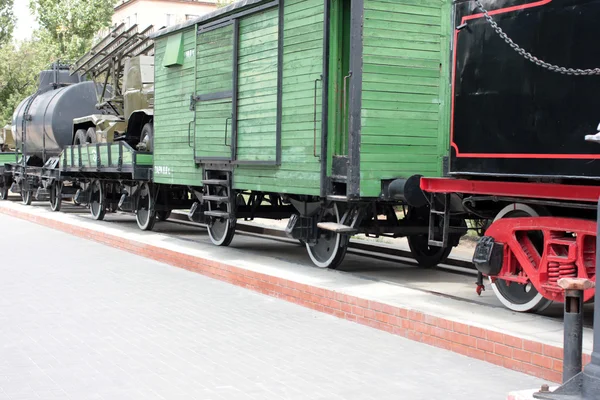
(150, 0, 270, 39)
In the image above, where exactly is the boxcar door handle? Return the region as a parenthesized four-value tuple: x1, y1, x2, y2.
(314, 76, 323, 158)
(342, 71, 352, 151)
(188, 121, 194, 148)
(224, 116, 232, 147)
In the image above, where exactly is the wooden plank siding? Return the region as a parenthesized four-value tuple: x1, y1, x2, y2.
(195, 25, 235, 160)
(359, 0, 451, 197)
(233, 0, 324, 195)
(153, 27, 202, 185)
(235, 8, 279, 162)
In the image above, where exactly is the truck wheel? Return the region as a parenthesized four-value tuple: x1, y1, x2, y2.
(139, 123, 153, 152)
(74, 129, 87, 145)
(86, 127, 97, 144)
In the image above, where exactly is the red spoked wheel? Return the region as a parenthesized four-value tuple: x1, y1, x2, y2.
(486, 203, 596, 313)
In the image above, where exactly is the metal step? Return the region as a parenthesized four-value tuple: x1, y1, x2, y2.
(327, 195, 348, 202)
(204, 210, 230, 219)
(203, 195, 229, 203)
(201, 179, 229, 186)
(317, 222, 357, 234)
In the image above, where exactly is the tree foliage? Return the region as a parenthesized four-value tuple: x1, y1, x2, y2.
(0, 0, 116, 128)
(0, 0, 15, 46)
(29, 0, 116, 61)
(216, 0, 235, 8)
(0, 34, 57, 128)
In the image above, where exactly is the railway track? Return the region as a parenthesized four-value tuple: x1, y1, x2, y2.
(164, 212, 594, 328)
(165, 211, 478, 276)
(8, 197, 592, 326)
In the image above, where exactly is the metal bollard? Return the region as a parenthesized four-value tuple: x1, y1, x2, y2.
(557, 278, 594, 383)
(533, 200, 600, 400)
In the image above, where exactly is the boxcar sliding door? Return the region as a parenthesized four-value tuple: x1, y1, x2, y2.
(234, 6, 280, 164)
(193, 23, 235, 162)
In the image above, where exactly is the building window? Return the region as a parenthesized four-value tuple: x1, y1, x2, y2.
(186, 14, 199, 21)
(165, 14, 176, 26)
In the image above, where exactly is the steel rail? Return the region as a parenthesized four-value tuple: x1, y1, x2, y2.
(165, 211, 477, 273)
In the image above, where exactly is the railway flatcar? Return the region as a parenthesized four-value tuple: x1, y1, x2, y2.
(421, 0, 600, 312)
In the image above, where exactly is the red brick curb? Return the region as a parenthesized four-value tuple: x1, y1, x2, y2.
(1, 206, 591, 383)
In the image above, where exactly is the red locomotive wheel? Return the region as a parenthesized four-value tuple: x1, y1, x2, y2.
(489, 203, 553, 313)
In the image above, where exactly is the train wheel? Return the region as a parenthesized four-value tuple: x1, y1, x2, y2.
(156, 210, 171, 221)
(489, 203, 553, 313)
(406, 206, 455, 268)
(207, 216, 235, 246)
(407, 234, 453, 268)
(89, 180, 106, 221)
(136, 182, 156, 231)
(50, 182, 62, 212)
(21, 188, 32, 205)
(306, 203, 348, 269)
(0, 184, 8, 200)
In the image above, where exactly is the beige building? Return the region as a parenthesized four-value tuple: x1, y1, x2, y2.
(111, 0, 219, 32)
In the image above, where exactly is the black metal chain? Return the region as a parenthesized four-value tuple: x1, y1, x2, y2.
(475, 0, 600, 76)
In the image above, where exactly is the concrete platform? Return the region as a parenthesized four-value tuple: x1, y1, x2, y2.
(0, 198, 594, 384)
(0, 213, 547, 400)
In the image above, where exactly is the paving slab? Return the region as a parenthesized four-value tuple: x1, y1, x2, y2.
(0, 213, 549, 400)
(0, 199, 594, 384)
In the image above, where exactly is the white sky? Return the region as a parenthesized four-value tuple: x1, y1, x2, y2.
(13, 0, 38, 42)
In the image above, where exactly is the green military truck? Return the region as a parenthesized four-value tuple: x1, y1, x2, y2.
(69, 23, 155, 151)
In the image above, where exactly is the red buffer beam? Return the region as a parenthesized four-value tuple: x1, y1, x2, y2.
(420, 178, 600, 203)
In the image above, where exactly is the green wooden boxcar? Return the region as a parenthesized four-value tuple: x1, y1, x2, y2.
(151, 0, 462, 268)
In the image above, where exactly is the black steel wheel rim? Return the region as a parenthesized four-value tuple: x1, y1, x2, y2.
(206, 187, 234, 246)
(491, 207, 552, 312)
(137, 185, 151, 226)
(50, 183, 61, 211)
(208, 218, 229, 242)
(494, 279, 543, 306)
(156, 210, 171, 221)
(493, 210, 543, 305)
(0, 185, 7, 200)
(21, 189, 31, 205)
(306, 205, 343, 268)
(410, 234, 444, 257)
(90, 181, 102, 217)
